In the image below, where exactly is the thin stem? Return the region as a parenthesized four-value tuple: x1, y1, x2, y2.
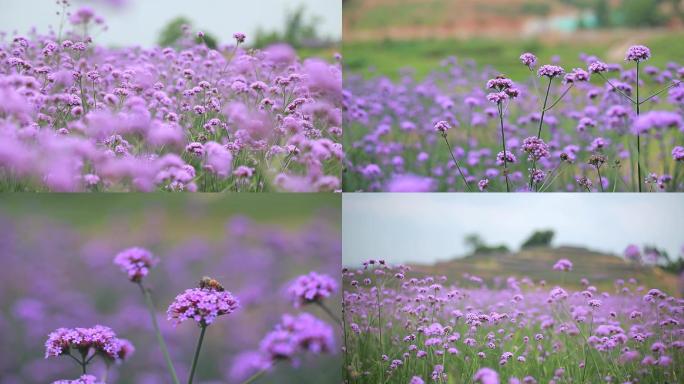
(66, 352, 82, 366)
(536, 78, 553, 139)
(636, 133, 642, 192)
(596, 166, 604, 192)
(639, 81, 680, 105)
(316, 301, 342, 326)
(375, 281, 384, 383)
(529, 78, 553, 190)
(538, 162, 563, 191)
(342, 299, 350, 380)
(598, 73, 637, 104)
(498, 103, 511, 192)
(239, 366, 272, 384)
(188, 325, 207, 384)
(442, 135, 473, 192)
(636, 61, 642, 192)
(138, 283, 180, 384)
(543, 83, 573, 112)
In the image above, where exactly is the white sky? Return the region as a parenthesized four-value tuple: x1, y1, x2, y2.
(0, 0, 341, 47)
(343, 194, 684, 266)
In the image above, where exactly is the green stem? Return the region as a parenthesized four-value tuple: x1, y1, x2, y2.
(442, 135, 473, 192)
(240, 367, 271, 384)
(188, 325, 207, 384)
(536, 78, 552, 139)
(138, 283, 180, 384)
(636, 61, 642, 192)
(498, 103, 511, 192)
(316, 301, 342, 326)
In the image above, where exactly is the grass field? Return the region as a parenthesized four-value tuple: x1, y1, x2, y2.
(343, 33, 684, 81)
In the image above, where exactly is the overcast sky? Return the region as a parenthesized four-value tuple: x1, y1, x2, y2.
(343, 194, 684, 266)
(0, 0, 341, 47)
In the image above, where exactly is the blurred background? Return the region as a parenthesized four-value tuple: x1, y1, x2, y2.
(343, 194, 684, 295)
(0, 0, 341, 55)
(0, 194, 341, 383)
(343, 0, 684, 79)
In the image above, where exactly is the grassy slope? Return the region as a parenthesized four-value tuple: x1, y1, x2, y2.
(408, 246, 680, 295)
(343, 33, 684, 81)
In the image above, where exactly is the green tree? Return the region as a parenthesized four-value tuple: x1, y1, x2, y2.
(158, 17, 190, 47)
(253, 5, 321, 48)
(158, 17, 218, 49)
(621, 0, 666, 27)
(464, 234, 510, 255)
(521, 230, 555, 248)
(464, 234, 485, 253)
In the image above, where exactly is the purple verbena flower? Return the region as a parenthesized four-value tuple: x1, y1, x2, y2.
(520, 52, 537, 68)
(625, 45, 651, 62)
(113, 247, 158, 282)
(553, 258, 573, 272)
(473, 367, 500, 384)
(167, 287, 239, 326)
(538, 65, 565, 78)
(287, 271, 338, 307)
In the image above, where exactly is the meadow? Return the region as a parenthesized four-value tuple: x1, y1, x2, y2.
(0, 194, 342, 384)
(343, 39, 683, 192)
(0, 2, 342, 192)
(342, 258, 684, 383)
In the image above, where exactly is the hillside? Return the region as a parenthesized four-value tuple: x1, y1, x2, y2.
(408, 246, 681, 295)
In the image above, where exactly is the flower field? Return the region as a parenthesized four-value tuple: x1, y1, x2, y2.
(342, 259, 683, 383)
(343, 47, 683, 192)
(0, 2, 342, 192)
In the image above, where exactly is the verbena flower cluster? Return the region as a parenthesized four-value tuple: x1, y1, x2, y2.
(259, 312, 335, 360)
(343, 46, 684, 192)
(113, 246, 158, 282)
(45, 325, 133, 361)
(342, 260, 684, 383)
(287, 271, 338, 307)
(166, 287, 239, 326)
(0, 4, 342, 192)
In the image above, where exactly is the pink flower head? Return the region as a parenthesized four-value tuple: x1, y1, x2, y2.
(522, 137, 549, 161)
(553, 259, 573, 272)
(473, 367, 500, 384)
(538, 65, 565, 78)
(287, 271, 338, 307)
(434, 120, 451, 133)
(69, 7, 99, 25)
(167, 287, 239, 326)
(233, 32, 246, 44)
(45, 325, 131, 362)
(624, 244, 641, 262)
(520, 52, 537, 68)
(588, 61, 608, 74)
(259, 313, 334, 361)
(114, 247, 158, 282)
(625, 45, 651, 62)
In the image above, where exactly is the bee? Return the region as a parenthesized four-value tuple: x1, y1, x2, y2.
(495, 74, 507, 79)
(199, 276, 225, 291)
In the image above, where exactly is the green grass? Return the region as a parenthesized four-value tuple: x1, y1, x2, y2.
(352, 0, 449, 29)
(0, 194, 341, 240)
(343, 33, 684, 81)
